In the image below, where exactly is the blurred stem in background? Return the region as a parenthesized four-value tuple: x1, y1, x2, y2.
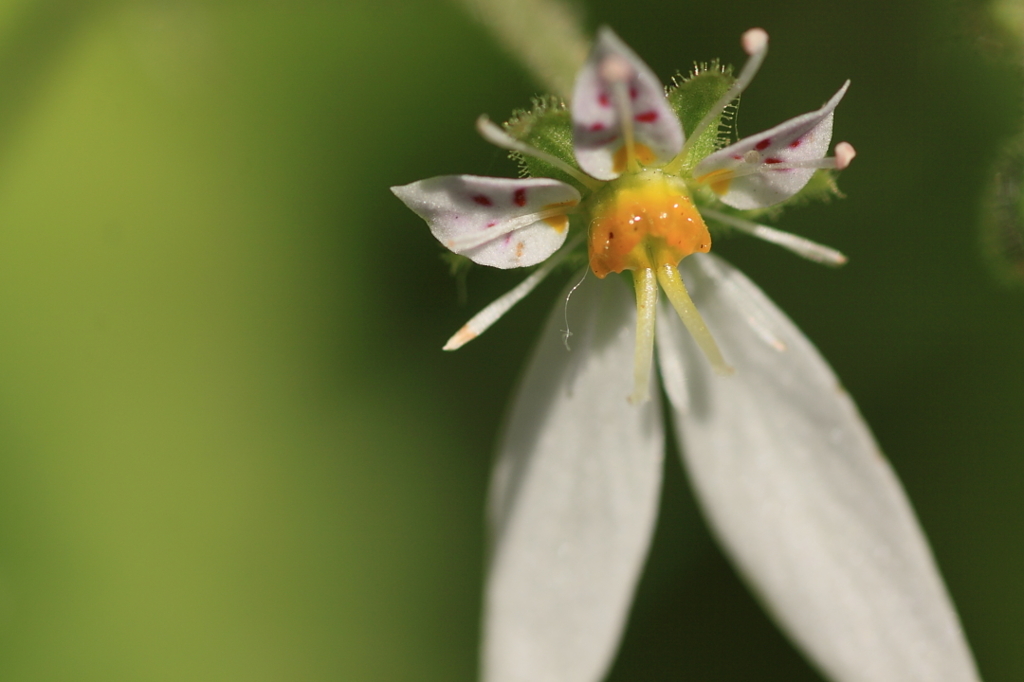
(453, 0, 590, 99)
(979, 0, 1024, 286)
(0, 0, 113, 155)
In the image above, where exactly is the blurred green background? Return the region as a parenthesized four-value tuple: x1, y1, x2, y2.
(0, 0, 1019, 680)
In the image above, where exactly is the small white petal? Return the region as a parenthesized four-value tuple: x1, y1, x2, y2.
(658, 254, 981, 682)
(484, 275, 664, 682)
(572, 27, 683, 180)
(391, 176, 579, 269)
(694, 81, 850, 209)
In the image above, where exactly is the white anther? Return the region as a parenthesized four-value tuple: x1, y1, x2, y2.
(599, 53, 633, 83)
(834, 142, 856, 170)
(742, 28, 769, 56)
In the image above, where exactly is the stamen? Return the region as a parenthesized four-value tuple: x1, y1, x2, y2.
(656, 263, 733, 375)
(600, 53, 641, 173)
(666, 28, 770, 172)
(724, 142, 858, 176)
(628, 267, 659, 404)
(701, 207, 848, 266)
(476, 116, 601, 191)
(448, 204, 577, 252)
(443, 234, 584, 350)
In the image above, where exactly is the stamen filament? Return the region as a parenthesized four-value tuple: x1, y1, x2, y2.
(701, 208, 848, 266)
(601, 53, 641, 173)
(612, 81, 640, 172)
(719, 144, 857, 178)
(656, 263, 733, 375)
(665, 28, 770, 174)
(443, 234, 584, 350)
(448, 205, 577, 252)
(628, 267, 659, 404)
(476, 116, 601, 190)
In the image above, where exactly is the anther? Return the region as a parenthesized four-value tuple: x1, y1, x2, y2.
(741, 28, 769, 56)
(598, 53, 633, 84)
(834, 142, 856, 170)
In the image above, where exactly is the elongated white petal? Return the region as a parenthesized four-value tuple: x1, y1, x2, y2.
(484, 275, 664, 682)
(657, 254, 981, 682)
(572, 27, 683, 180)
(391, 176, 579, 268)
(694, 81, 850, 209)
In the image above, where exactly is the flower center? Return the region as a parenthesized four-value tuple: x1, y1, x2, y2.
(587, 170, 712, 278)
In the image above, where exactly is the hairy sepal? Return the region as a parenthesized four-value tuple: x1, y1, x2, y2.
(505, 97, 587, 192)
(668, 63, 736, 168)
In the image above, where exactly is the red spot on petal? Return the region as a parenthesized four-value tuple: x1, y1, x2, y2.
(765, 157, 783, 164)
(629, 85, 638, 99)
(513, 188, 527, 206)
(732, 154, 743, 160)
(472, 194, 492, 206)
(598, 92, 610, 107)
(635, 111, 658, 123)
(789, 138, 802, 148)
(755, 139, 772, 151)
(589, 122, 606, 132)
(486, 221, 497, 228)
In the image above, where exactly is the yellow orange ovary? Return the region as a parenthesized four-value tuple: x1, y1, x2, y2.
(612, 143, 658, 174)
(588, 176, 711, 278)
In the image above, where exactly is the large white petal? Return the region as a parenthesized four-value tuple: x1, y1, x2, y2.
(658, 254, 981, 682)
(483, 274, 664, 682)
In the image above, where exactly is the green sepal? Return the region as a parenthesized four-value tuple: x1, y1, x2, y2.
(774, 169, 843, 209)
(504, 97, 587, 192)
(667, 62, 736, 168)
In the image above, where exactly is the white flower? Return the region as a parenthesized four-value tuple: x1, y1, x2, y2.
(393, 28, 981, 682)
